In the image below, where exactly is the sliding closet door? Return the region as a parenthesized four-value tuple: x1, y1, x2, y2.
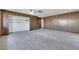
(9, 15, 30, 33)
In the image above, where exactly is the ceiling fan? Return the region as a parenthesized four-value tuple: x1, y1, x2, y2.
(30, 9, 43, 14)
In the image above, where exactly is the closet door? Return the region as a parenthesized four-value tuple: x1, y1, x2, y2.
(9, 15, 30, 33)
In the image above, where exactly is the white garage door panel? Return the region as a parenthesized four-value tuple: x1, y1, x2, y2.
(11, 23, 29, 32)
(9, 15, 30, 33)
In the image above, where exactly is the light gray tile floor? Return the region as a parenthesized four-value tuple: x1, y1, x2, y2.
(0, 29, 79, 50)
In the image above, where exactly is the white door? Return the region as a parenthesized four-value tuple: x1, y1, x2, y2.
(9, 15, 30, 33)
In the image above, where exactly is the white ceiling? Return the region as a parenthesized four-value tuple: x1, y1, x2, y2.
(7, 9, 78, 17)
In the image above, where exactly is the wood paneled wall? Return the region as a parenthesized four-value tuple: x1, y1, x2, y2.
(0, 10, 41, 36)
(0, 10, 1, 37)
(1, 11, 9, 36)
(30, 16, 41, 30)
(44, 11, 79, 33)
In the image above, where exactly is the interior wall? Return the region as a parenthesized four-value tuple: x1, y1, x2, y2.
(44, 11, 79, 33)
(41, 18, 44, 28)
(30, 16, 41, 30)
(0, 10, 1, 37)
(0, 10, 41, 36)
(1, 11, 9, 35)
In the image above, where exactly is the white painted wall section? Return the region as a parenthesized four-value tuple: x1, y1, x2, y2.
(41, 18, 44, 28)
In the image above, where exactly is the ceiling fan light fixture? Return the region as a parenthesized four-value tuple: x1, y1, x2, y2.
(30, 9, 34, 14)
(29, 9, 43, 14)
